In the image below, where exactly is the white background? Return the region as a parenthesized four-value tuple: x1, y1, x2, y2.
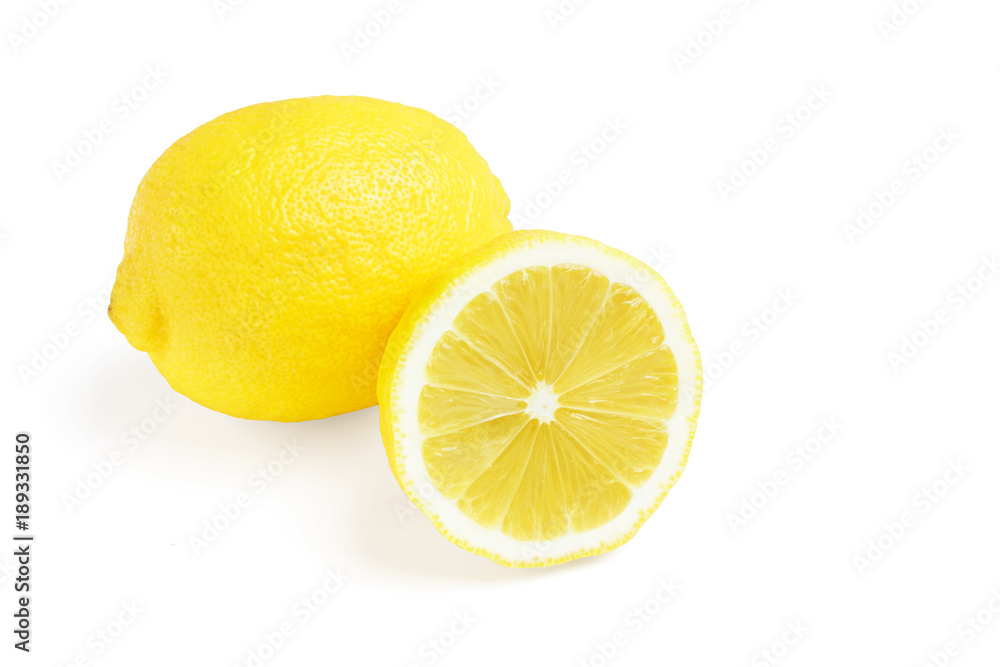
(2, 0, 1000, 665)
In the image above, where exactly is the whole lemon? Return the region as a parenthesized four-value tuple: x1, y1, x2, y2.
(109, 96, 511, 421)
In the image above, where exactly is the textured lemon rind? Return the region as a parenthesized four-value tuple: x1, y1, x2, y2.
(110, 95, 511, 421)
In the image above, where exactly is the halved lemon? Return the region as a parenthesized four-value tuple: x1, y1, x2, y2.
(377, 231, 701, 567)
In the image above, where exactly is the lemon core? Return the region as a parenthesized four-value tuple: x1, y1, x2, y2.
(526, 383, 559, 423)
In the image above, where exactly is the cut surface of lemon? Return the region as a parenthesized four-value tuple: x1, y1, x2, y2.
(377, 231, 701, 567)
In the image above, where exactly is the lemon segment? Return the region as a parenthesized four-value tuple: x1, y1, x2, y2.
(378, 231, 702, 567)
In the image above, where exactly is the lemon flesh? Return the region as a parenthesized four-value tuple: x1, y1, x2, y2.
(109, 96, 510, 421)
(378, 231, 701, 567)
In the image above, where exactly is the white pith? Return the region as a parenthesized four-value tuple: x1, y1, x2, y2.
(390, 238, 700, 565)
(525, 382, 559, 423)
